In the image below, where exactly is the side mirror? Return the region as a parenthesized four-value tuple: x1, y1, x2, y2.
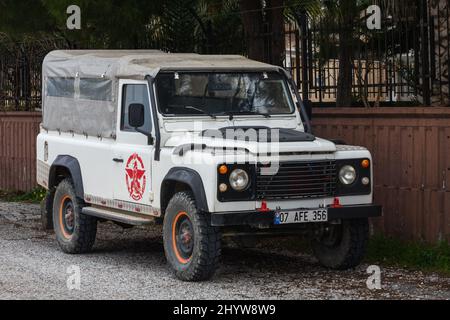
(128, 103, 145, 128)
(128, 103, 154, 145)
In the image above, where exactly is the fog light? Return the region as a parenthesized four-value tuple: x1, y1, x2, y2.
(361, 177, 370, 185)
(219, 183, 228, 192)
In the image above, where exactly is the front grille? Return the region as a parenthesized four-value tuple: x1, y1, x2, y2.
(256, 160, 337, 200)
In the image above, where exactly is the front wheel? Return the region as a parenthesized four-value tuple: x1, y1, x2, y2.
(312, 218, 369, 270)
(163, 191, 221, 281)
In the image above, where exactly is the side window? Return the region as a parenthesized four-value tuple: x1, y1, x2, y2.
(47, 77, 75, 98)
(121, 84, 152, 133)
(80, 78, 112, 101)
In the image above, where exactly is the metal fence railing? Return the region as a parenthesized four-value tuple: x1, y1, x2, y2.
(0, 37, 71, 111)
(284, 0, 450, 107)
(1, 0, 448, 110)
(0, 36, 169, 112)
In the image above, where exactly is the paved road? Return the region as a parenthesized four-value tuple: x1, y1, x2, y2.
(1, 201, 450, 300)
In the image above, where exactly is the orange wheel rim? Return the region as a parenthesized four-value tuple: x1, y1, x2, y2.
(172, 211, 193, 264)
(59, 195, 73, 239)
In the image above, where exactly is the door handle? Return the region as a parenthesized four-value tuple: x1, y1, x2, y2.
(113, 158, 124, 163)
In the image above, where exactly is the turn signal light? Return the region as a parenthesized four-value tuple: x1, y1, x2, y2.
(219, 165, 228, 175)
(361, 159, 370, 168)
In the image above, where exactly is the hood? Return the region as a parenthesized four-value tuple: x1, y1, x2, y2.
(164, 130, 336, 154)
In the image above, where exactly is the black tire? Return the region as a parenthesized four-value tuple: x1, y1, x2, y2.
(52, 178, 97, 254)
(163, 191, 221, 281)
(312, 218, 369, 270)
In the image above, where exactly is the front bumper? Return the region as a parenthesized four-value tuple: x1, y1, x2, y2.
(210, 204, 382, 227)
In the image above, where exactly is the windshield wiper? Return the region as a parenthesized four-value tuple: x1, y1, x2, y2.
(234, 110, 271, 118)
(184, 106, 216, 119)
(217, 111, 234, 120)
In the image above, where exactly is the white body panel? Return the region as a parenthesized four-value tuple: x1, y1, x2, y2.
(37, 132, 115, 200)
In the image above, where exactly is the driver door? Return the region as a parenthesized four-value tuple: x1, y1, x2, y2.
(112, 80, 155, 207)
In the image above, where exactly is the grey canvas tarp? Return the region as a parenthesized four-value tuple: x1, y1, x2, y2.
(42, 50, 279, 138)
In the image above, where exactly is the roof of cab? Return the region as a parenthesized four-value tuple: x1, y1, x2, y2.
(43, 50, 280, 80)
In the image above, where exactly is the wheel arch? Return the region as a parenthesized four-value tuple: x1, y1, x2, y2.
(49, 155, 84, 199)
(161, 167, 209, 215)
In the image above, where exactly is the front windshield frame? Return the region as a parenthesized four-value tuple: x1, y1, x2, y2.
(154, 71, 297, 118)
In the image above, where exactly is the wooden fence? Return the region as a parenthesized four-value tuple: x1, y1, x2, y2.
(313, 107, 450, 243)
(0, 112, 41, 191)
(0, 109, 449, 243)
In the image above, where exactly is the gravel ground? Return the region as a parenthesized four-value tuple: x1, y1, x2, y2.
(0, 200, 450, 300)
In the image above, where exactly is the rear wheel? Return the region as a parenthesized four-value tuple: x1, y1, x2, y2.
(40, 190, 54, 230)
(312, 218, 369, 270)
(53, 178, 97, 254)
(163, 191, 221, 281)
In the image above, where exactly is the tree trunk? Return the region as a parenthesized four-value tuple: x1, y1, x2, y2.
(336, 26, 354, 107)
(267, 0, 285, 66)
(239, 0, 266, 62)
(336, 0, 357, 107)
(239, 0, 285, 65)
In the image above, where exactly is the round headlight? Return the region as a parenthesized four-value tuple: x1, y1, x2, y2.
(229, 169, 249, 191)
(339, 165, 356, 185)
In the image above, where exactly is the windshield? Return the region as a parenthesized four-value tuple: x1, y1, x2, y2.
(155, 72, 295, 117)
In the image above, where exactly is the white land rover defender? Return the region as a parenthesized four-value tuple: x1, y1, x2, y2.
(37, 50, 381, 281)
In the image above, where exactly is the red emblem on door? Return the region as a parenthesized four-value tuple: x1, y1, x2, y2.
(125, 153, 146, 201)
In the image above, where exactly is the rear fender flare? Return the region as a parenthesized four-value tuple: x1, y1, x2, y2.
(48, 155, 84, 199)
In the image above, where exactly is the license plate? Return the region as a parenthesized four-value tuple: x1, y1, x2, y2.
(274, 209, 328, 225)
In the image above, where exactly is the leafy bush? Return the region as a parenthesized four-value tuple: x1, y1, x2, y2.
(0, 187, 46, 203)
(366, 234, 450, 275)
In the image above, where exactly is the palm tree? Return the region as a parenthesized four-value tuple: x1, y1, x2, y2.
(151, 0, 244, 54)
(285, 0, 372, 106)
